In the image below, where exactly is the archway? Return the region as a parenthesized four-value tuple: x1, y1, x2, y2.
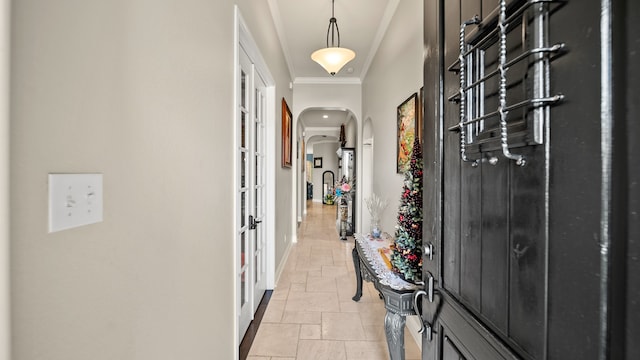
(297, 107, 358, 230)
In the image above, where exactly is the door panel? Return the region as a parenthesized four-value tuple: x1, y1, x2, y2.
(442, 0, 462, 297)
(437, 295, 518, 360)
(481, 0, 499, 19)
(508, 145, 545, 359)
(461, 0, 480, 26)
(459, 163, 481, 310)
(626, 2, 640, 359)
(421, 0, 618, 359)
(480, 158, 508, 332)
(443, 336, 466, 360)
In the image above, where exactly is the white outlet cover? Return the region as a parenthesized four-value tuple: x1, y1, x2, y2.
(48, 173, 103, 233)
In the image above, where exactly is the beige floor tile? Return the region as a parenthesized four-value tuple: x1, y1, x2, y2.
(300, 324, 322, 339)
(286, 291, 340, 313)
(335, 275, 370, 302)
(321, 312, 367, 341)
(363, 324, 386, 341)
(308, 255, 335, 267)
(248, 202, 422, 360)
(306, 276, 337, 292)
(296, 340, 347, 360)
(357, 302, 386, 327)
(295, 246, 312, 257)
(248, 323, 300, 358)
(295, 262, 323, 272)
(332, 246, 350, 259)
(310, 247, 333, 258)
(282, 311, 322, 324)
(339, 300, 360, 313)
(344, 340, 389, 360)
(290, 270, 310, 283)
(289, 283, 307, 293)
(271, 285, 290, 301)
(322, 265, 349, 278)
(262, 299, 285, 323)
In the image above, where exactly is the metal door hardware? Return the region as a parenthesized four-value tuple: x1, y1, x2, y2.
(450, 0, 565, 166)
(413, 273, 440, 342)
(424, 243, 434, 261)
(249, 215, 261, 230)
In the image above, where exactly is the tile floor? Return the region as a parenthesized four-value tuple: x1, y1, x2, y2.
(247, 201, 421, 360)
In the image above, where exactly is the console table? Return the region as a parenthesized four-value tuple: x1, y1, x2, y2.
(351, 233, 420, 360)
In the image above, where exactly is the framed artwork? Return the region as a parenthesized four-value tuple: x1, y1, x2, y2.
(397, 93, 418, 173)
(282, 98, 292, 168)
(314, 157, 323, 168)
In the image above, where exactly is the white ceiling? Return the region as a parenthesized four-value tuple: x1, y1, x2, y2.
(299, 109, 348, 128)
(268, 0, 399, 82)
(300, 109, 347, 146)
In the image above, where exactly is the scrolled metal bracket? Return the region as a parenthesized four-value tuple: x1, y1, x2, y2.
(497, 0, 526, 166)
(458, 15, 481, 167)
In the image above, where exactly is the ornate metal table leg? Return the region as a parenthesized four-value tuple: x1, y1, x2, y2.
(384, 311, 406, 360)
(352, 246, 363, 301)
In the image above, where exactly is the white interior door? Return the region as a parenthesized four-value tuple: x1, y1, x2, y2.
(252, 74, 267, 311)
(237, 46, 267, 342)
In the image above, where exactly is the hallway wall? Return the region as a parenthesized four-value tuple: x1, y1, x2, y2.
(9, 1, 291, 359)
(361, 0, 423, 234)
(310, 142, 340, 203)
(0, 0, 8, 357)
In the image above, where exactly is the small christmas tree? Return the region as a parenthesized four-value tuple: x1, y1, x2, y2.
(390, 139, 423, 283)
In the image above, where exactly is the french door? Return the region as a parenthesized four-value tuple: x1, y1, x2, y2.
(237, 45, 267, 342)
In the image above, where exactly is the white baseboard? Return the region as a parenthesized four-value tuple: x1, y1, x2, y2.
(273, 240, 293, 287)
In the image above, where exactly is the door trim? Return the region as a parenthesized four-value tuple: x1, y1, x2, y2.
(234, 5, 276, 351)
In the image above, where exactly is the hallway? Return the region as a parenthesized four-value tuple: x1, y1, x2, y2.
(247, 201, 421, 360)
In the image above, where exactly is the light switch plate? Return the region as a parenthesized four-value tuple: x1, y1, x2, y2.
(48, 173, 103, 233)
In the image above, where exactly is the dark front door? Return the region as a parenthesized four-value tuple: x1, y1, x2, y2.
(420, 0, 638, 359)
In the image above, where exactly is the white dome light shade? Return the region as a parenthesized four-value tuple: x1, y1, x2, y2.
(311, 47, 356, 76)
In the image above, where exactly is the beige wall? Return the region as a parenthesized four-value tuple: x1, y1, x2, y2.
(1, 0, 8, 358)
(10, 1, 290, 359)
(362, 0, 423, 234)
(311, 142, 341, 203)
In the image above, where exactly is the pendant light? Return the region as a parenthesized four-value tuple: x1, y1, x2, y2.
(311, 0, 356, 76)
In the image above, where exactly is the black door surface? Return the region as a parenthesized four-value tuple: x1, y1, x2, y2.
(420, 0, 638, 359)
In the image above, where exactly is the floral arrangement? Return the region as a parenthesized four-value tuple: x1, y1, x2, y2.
(334, 176, 353, 198)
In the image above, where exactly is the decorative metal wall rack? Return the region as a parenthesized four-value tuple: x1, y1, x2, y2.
(448, 0, 565, 166)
